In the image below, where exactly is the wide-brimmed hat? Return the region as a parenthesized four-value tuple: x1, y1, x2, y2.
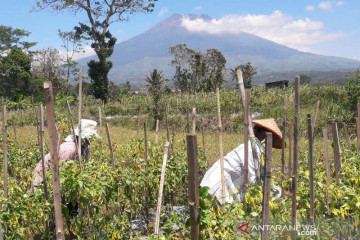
(252, 118, 284, 149)
(65, 119, 99, 142)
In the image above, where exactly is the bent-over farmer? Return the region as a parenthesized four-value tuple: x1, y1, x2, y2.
(200, 118, 284, 203)
(31, 119, 99, 191)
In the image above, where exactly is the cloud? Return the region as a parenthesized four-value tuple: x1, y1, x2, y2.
(181, 11, 342, 51)
(318, 1, 333, 9)
(158, 7, 169, 17)
(306, 5, 315, 11)
(195, 6, 202, 10)
(336, 1, 345, 6)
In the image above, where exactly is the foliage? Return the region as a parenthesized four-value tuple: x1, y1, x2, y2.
(145, 69, 165, 128)
(35, 0, 158, 102)
(169, 44, 226, 93)
(299, 74, 313, 85)
(0, 25, 36, 52)
(230, 62, 257, 88)
(345, 69, 360, 113)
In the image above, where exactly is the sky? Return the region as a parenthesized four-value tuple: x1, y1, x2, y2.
(1, 0, 360, 60)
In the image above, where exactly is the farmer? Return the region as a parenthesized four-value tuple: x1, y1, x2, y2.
(200, 118, 284, 203)
(31, 119, 99, 191)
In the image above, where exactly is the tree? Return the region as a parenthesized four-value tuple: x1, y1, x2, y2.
(169, 44, 226, 93)
(58, 30, 83, 83)
(299, 74, 312, 85)
(35, 0, 157, 102)
(0, 25, 36, 53)
(345, 70, 360, 113)
(145, 69, 165, 128)
(231, 62, 257, 88)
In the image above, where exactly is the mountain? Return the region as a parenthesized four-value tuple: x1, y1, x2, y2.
(78, 13, 360, 85)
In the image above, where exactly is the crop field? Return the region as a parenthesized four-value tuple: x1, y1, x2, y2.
(0, 84, 359, 240)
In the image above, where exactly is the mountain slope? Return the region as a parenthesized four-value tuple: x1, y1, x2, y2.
(78, 13, 360, 84)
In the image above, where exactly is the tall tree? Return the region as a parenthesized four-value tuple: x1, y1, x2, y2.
(145, 69, 165, 128)
(35, 0, 157, 102)
(231, 62, 257, 88)
(58, 30, 83, 83)
(0, 25, 36, 53)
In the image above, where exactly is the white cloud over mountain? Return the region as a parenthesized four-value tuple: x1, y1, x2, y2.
(181, 11, 342, 51)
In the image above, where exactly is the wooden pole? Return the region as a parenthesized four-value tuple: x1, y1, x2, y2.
(261, 132, 273, 240)
(236, 69, 261, 183)
(2, 106, 8, 200)
(78, 68, 83, 164)
(155, 119, 159, 144)
(66, 101, 80, 165)
(186, 135, 200, 240)
(291, 76, 300, 240)
(307, 114, 315, 225)
(288, 122, 292, 179)
(322, 127, 331, 214)
(165, 103, 170, 142)
(216, 87, 226, 206)
(243, 90, 249, 207)
(343, 123, 351, 150)
(105, 123, 115, 168)
(144, 121, 149, 223)
(154, 142, 170, 236)
(312, 100, 320, 140)
(137, 106, 141, 138)
(12, 115, 17, 143)
(332, 123, 341, 183)
(191, 107, 196, 134)
(43, 81, 65, 240)
(281, 96, 287, 180)
(144, 122, 148, 161)
(98, 107, 103, 141)
(39, 104, 48, 199)
(201, 118, 207, 167)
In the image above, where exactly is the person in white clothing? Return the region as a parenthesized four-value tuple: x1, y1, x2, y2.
(200, 118, 284, 203)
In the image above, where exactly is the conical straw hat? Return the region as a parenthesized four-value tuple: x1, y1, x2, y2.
(252, 118, 283, 149)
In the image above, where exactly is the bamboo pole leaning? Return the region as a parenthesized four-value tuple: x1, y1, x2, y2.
(216, 87, 226, 206)
(105, 123, 115, 168)
(154, 142, 170, 236)
(312, 100, 320, 140)
(243, 90, 249, 209)
(201, 118, 208, 167)
(2, 106, 8, 200)
(261, 132, 273, 240)
(322, 127, 331, 214)
(186, 135, 200, 240)
(332, 123, 341, 183)
(191, 107, 196, 134)
(291, 76, 300, 240)
(66, 101, 79, 164)
(288, 122, 292, 179)
(307, 114, 315, 225)
(43, 81, 65, 240)
(78, 68, 83, 165)
(281, 96, 287, 181)
(39, 104, 48, 199)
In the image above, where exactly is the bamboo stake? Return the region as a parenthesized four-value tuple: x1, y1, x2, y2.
(39, 104, 48, 199)
(155, 119, 159, 144)
(243, 90, 249, 207)
(236, 69, 261, 183)
(105, 123, 115, 168)
(312, 101, 320, 140)
(357, 103, 360, 150)
(154, 142, 170, 236)
(281, 96, 287, 180)
(201, 118, 207, 167)
(216, 87, 226, 206)
(144, 122, 148, 161)
(307, 114, 315, 225)
(144, 121, 149, 224)
(291, 76, 300, 240)
(12, 115, 17, 143)
(343, 124, 351, 150)
(288, 122, 292, 179)
(186, 135, 200, 240)
(332, 123, 341, 183)
(322, 127, 331, 214)
(78, 68, 83, 164)
(261, 132, 273, 240)
(66, 101, 80, 165)
(2, 106, 8, 200)
(98, 107, 103, 141)
(191, 107, 196, 134)
(43, 81, 65, 240)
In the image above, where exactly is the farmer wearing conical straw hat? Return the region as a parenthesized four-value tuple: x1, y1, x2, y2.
(200, 118, 284, 203)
